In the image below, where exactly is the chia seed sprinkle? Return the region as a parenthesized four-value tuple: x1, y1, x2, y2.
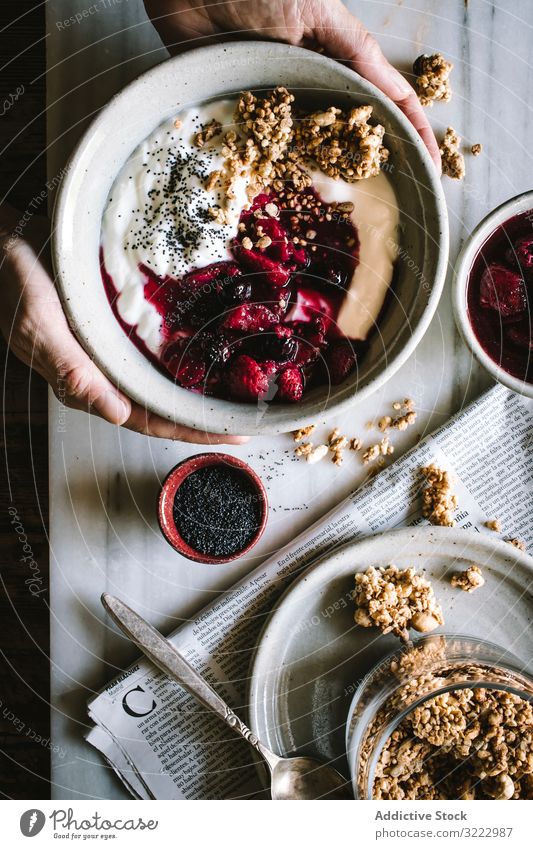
(172, 464, 263, 558)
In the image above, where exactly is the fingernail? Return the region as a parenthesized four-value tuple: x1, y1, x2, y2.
(392, 73, 412, 98)
(97, 391, 130, 425)
(224, 435, 251, 444)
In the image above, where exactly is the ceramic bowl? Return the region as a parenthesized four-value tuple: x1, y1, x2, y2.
(52, 41, 448, 435)
(453, 190, 533, 398)
(157, 452, 268, 564)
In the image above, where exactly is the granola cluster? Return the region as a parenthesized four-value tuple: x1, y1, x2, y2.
(413, 53, 453, 107)
(193, 87, 390, 222)
(293, 104, 389, 182)
(353, 565, 444, 641)
(374, 687, 533, 800)
(451, 564, 485, 593)
(421, 463, 458, 527)
(439, 126, 466, 180)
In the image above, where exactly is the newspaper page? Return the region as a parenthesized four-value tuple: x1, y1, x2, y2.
(86, 384, 533, 799)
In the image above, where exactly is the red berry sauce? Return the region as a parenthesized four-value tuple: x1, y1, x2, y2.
(467, 210, 533, 383)
(101, 186, 371, 402)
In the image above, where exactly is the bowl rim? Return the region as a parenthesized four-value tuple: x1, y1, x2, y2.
(157, 451, 268, 564)
(52, 40, 449, 434)
(452, 189, 533, 399)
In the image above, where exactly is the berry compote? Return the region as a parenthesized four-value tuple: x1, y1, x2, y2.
(467, 210, 533, 383)
(102, 186, 368, 403)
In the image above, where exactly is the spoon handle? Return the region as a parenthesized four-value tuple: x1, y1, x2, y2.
(102, 593, 279, 768)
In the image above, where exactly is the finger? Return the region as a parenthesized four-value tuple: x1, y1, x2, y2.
(28, 310, 132, 425)
(123, 401, 250, 443)
(49, 358, 132, 425)
(313, 3, 441, 169)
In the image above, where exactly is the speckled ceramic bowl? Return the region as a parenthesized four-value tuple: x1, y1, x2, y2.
(52, 41, 448, 435)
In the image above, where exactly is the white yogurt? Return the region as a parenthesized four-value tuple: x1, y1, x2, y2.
(101, 99, 399, 353)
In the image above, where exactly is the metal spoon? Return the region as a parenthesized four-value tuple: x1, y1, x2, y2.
(102, 593, 351, 800)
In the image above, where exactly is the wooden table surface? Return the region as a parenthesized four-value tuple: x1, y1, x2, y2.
(0, 1, 49, 799)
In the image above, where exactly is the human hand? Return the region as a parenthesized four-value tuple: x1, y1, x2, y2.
(0, 204, 248, 444)
(144, 0, 440, 167)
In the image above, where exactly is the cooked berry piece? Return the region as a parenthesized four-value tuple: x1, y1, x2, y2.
(479, 263, 527, 317)
(233, 242, 293, 287)
(289, 316, 328, 366)
(507, 235, 533, 276)
(507, 319, 533, 350)
(326, 340, 359, 384)
(217, 278, 252, 307)
(227, 355, 269, 400)
(183, 261, 242, 290)
(161, 339, 206, 387)
(262, 333, 298, 362)
(276, 366, 304, 402)
(199, 332, 232, 365)
(222, 303, 279, 332)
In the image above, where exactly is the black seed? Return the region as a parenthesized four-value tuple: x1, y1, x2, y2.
(173, 465, 262, 557)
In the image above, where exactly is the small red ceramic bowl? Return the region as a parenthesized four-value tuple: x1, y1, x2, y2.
(157, 452, 268, 564)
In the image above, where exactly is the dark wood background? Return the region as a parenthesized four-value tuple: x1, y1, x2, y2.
(0, 1, 50, 799)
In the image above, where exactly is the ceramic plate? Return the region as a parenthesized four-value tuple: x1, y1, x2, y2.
(248, 527, 533, 776)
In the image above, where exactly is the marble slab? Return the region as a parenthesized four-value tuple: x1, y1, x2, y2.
(46, 0, 532, 799)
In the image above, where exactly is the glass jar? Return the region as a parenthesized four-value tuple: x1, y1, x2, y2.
(345, 635, 533, 800)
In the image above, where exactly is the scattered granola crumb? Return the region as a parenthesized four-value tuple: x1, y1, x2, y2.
(353, 565, 444, 641)
(256, 235, 272, 250)
(392, 401, 402, 411)
(378, 415, 392, 432)
(264, 202, 279, 217)
(363, 437, 394, 464)
(380, 436, 394, 456)
(295, 441, 313, 458)
(349, 437, 363, 451)
(207, 205, 229, 225)
(440, 127, 466, 180)
(306, 443, 329, 464)
(205, 170, 221, 192)
(471, 143, 483, 156)
(331, 450, 343, 466)
(392, 410, 417, 431)
(451, 564, 485, 593)
(507, 538, 526, 552)
(362, 443, 380, 464)
(293, 425, 316, 442)
(241, 236, 253, 250)
(194, 118, 222, 148)
(485, 519, 502, 533)
(173, 118, 182, 130)
(421, 463, 458, 527)
(328, 430, 347, 451)
(413, 52, 453, 106)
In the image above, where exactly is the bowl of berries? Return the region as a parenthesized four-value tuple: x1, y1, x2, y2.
(453, 190, 533, 397)
(53, 41, 448, 434)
